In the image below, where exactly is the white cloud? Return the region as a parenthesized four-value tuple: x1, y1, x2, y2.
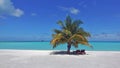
(12, 9, 24, 17)
(78, 0, 87, 8)
(78, 1, 85, 6)
(91, 33, 120, 41)
(59, 6, 80, 15)
(69, 7, 79, 15)
(0, 0, 24, 17)
(78, 0, 96, 8)
(31, 13, 37, 16)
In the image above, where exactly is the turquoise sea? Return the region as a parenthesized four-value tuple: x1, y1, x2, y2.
(0, 41, 120, 51)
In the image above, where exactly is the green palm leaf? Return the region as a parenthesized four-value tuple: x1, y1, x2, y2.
(51, 15, 92, 53)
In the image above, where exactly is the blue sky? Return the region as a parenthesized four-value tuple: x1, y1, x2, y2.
(0, 0, 120, 41)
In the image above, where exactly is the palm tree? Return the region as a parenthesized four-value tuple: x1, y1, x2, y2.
(51, 15, 92, 54)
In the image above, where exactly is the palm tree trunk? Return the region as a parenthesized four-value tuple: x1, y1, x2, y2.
(67, 43, 71, 54)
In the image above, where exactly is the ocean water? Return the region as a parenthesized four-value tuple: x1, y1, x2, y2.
(0, 41, 120, 51)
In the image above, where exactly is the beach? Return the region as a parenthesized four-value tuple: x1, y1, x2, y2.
(0, 50, 120, 68)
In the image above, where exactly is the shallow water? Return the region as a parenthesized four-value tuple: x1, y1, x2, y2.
(0, 41, 120, 51)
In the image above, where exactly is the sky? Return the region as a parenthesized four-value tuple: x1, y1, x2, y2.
(0, 0, 120, 41)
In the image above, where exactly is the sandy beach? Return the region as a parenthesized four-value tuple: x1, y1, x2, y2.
(0, 50, 120, 68)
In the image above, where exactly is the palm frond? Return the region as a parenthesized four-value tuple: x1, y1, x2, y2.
(65, 15, 72, 31)
(63, 29, 71, 36)
(72, 41, 79, 48)
(77, 28, 91, 37)
(57, 20, 65, 29)
(69, 34, 85, 41)
(73, 20, 83, 26)
(54, 29, 62, 34)
(69, 34, 91, 47)
(51, 33, 67, 48)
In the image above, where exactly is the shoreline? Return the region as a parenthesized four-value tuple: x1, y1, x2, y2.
(0, 49, 120, 68)
(0, 49, 120, 52)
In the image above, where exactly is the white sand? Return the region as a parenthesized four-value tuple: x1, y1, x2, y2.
(0, 50, 120, 68)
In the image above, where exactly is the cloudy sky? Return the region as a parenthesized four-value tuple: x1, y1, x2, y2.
(0, 0, 120, 41)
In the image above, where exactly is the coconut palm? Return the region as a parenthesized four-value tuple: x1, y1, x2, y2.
(51, 15, 92, 54)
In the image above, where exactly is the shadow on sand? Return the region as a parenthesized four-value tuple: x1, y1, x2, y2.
(50, 51, 68, 55)
(50, 51, 89, 55)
